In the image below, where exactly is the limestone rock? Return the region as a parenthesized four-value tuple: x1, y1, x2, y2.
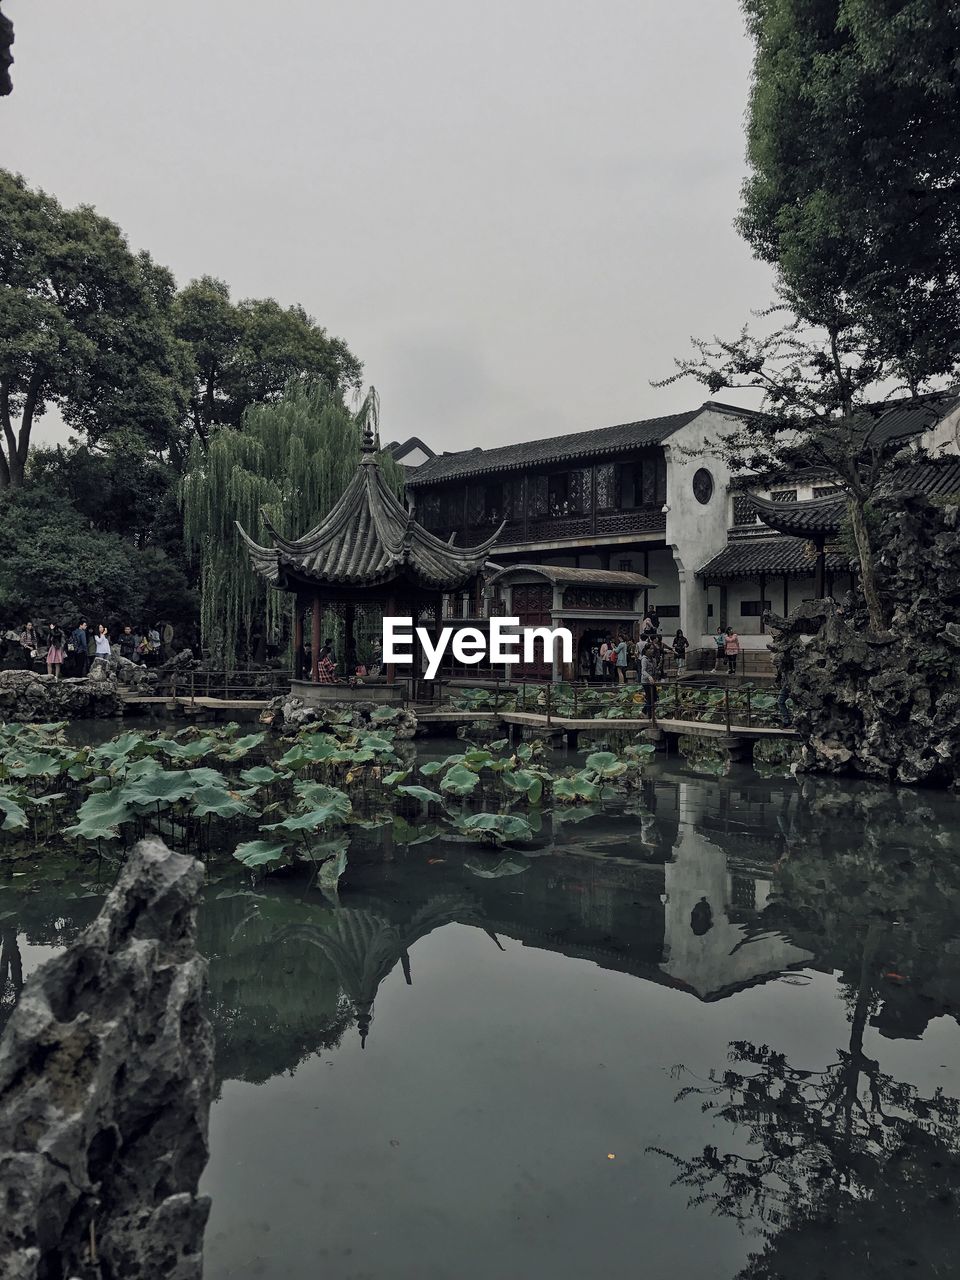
(263, 692, 418, 738)
(771, 496, 960, 788)
(0, 669, 121, 721)
(0, 840, 213, 1279)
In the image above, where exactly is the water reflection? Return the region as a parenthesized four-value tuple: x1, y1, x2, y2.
(1, 766, 959, 1277)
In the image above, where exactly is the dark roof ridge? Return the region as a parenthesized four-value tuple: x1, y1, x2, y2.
(408, 402, 749, 487)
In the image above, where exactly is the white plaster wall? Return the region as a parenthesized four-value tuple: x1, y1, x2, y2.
(661, 825, 813, 999)
(921, 402, 960, 458)
(664, 408, 739, 639)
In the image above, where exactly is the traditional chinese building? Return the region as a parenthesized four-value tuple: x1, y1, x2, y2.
(237, 429, 500, 698)
(406, 401, 751, 654)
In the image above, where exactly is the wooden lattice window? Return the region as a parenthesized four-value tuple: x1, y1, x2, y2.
(596, 463, 618, 510)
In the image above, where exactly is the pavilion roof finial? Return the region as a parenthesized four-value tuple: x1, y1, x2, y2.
(357, 385, 381, 454)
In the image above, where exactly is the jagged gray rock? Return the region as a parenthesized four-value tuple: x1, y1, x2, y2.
(0, 669, 121, 721)
(770, 495, 960, 787)
(0, 840, 213, 1280)
(263, 691, 419, 738)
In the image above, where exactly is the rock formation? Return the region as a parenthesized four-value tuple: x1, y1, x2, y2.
(263, 690, 419, 738)
(770, 495, 960, 787)
(0, 669, 122, 722)
(0, 840, 213, 1280)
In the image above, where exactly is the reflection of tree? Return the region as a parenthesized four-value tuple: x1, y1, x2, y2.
(200, 892, 353, 1087)
(280, 894, 476, 1047)
(653, 780, 960, 1278)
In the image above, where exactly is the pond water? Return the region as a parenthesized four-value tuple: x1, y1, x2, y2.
(2, 746, 960, 1279)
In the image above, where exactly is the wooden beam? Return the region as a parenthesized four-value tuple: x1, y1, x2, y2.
(293, 597, 303, 681)
(311, 596, 321, 683)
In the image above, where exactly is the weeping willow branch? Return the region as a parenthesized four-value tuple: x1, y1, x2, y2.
(180, 381, 402, 669)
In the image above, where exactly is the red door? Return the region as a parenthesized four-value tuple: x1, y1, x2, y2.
(513, 584, 553, 677)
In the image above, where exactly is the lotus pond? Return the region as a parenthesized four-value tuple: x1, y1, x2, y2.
(2, 714, 960, 1280)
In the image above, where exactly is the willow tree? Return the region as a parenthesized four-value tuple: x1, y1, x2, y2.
(181, 382, 401, 667)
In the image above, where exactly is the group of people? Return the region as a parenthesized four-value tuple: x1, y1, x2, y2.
(15, 619, 163, 678)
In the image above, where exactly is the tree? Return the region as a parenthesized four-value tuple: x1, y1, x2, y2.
(739, 0, 960, 388)
(180, 382, 401, 667)
(173, 277, 363, 447)
(0, 171, 190, 487)
(651, 781, 960, 1278)
(0, 479, 196, 631)
(658, 313, 943, 630)
(662, 2, 960, 631)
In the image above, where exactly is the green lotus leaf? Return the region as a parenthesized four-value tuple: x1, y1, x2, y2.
(452, 812, 533, 845)
(233, 839, 291, 867)
(240, 765, 289, 786)
(440, 764, 480, 796)
(396, 784, 444, 805)
(0, 792, 28, 831)
(190, 785, 260, 819)
(500, 769, 543, 803)
(218, 732, 267, 760)
(381, 769, 411, 786)
(65, 789, 135, 841)
(585, 751, 628, 778)
(292, 782, 352, 820)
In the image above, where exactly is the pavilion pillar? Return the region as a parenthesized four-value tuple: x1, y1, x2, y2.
(311, 595, 321, 683)
(344, 603, 356, 677)
(292, 596, 304, 681)
(782, 573, 789, 617)
(758, 573, 766, 635)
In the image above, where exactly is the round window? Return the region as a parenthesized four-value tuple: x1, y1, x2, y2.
(693, 468, 714, 505)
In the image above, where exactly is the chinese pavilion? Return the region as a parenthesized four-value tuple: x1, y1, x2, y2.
(237, 425, 501, 698)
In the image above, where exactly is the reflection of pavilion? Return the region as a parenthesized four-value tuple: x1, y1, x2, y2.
(280, 895, 475, 1046)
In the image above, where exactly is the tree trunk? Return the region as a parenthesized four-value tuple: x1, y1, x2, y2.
(848, 497, 885, 632)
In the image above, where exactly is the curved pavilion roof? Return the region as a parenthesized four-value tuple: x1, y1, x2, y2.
(237, 451, 502, 593)
(748, 492, 846, 538)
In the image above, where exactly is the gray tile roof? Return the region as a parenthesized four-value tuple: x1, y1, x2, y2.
(749, 493, 847, 536)
(862, 390, 959, 446)
(698, 537, 848, 581)
(238, 456, 499, 591)
(487, 564, 656, 589)
(896, 457, 960, 497)
(406, 408, 707, 487)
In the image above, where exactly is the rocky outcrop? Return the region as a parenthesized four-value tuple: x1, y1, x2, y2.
(770, 495, 960, 787)
(263, 691, 419, 738)
(0, 669, 121, 721)
(0, 840, 213, 1280)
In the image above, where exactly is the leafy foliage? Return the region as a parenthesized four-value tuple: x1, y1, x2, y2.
(180, 382, 403, 667)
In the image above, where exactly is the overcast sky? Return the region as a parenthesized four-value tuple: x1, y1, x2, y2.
(5, 0, 774, 453)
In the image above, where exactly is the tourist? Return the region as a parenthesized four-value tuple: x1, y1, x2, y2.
(645, 606, 660, 634)
(724, 626, 741, 676)
(604, 636, 618, 683)
(118, 625, 138, 663)
(19, 621, 37, 661)
(640, 649, 658, 718)
(93, 624, 112, 667)
(713, 626, 725, 672)
(614, 634, 628, 684)
(592, 644, 603, 681)
(45, 623, 66, 679)
(671, 628, 689, 675)
(69, 620, 90, 675)
(370, 637, 383, 678)
(317, 639, 337, 684)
